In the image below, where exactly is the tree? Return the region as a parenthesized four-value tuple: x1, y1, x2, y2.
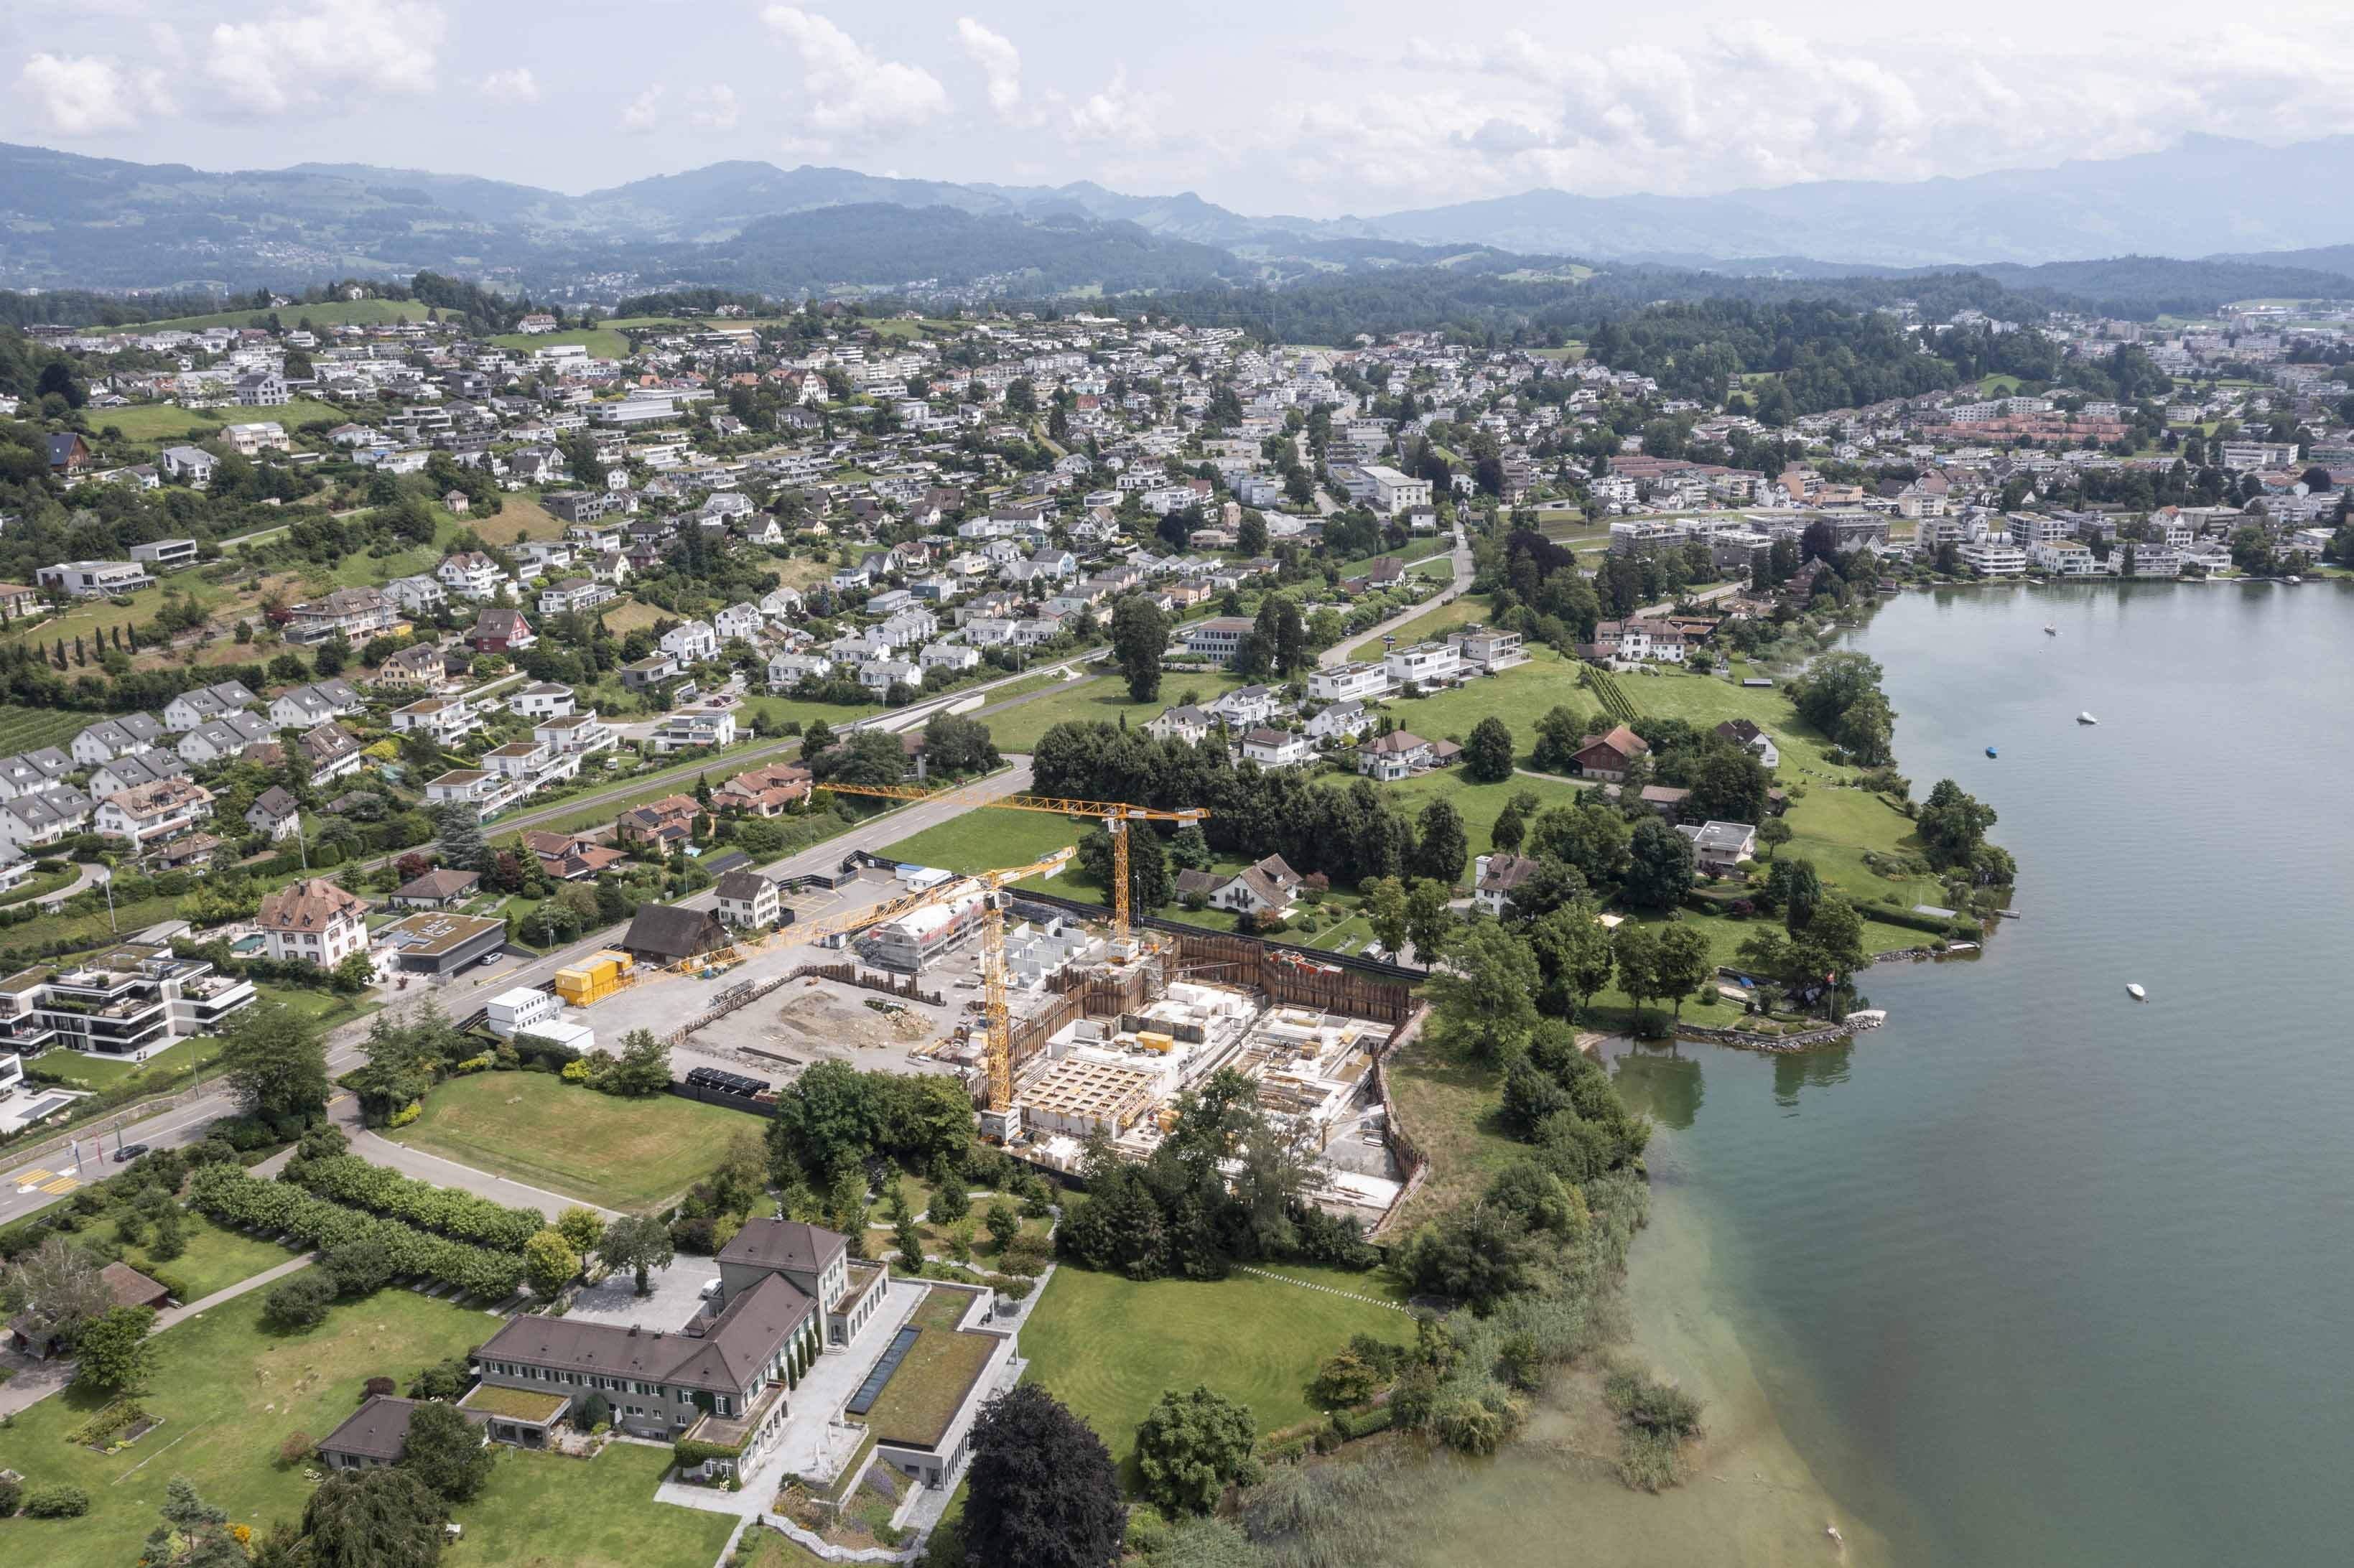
(1756, 817, 1793, 859)
(1527, 899, 1616, 1015)
(323, 1237, 394, 1298)
(598, 1214, 674, 1296)
(218, 999, 330, 1124)
(299, 1466, 445, 1568)
(1109, 595, 1170, 704)
(73, 1305, 158, 1393)
(1404, 877, 1453, 964)
(1236, 510, 1268, 556)
(432, 802, 491, 872)
(1135, 1386, 1257, 1516)
(964, 1384, 1127, 1568)
(142, 1477, 246, 1568)
(1622, 817, 1695, 913)
(1688, 747, 1769, 827)
(1252, 593, 1308, 676)
(1362, 874, 1408, 957)
(1916, 778, 1999, 869)
(1, 1235, 112, 1352)
(605, 1029, 670, 1096)
(985, 1202, 1020, 1249)
(1462, 716, 1516, 783)
(399, 1398, 498, 1503)
(1428, 919, 1541, 1063)
(1806, 896, 1867, 984)
(1773, 857, 1823, 933)
(1410, 798, 1469, 886)
(895, 1213, 925, 1271)
(1491, 795, 1529, 853)
(1530, 705, 1591, 773)
(264, 1272, 338, 1330)
(523, 1229, 580, 1299)
(1652, 924, 1715, 1017)
(929, 1168, 970, 1223)
(768, 1059, 888, 1183)
(556, 1205, 605, 1255)
(1611, 923, 1662, 1015)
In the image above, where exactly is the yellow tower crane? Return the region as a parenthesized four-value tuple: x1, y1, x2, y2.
(786, 846, 1074, 1114)
(819, 784, 1207, 941)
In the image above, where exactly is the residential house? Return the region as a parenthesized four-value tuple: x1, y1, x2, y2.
(267, 679, 363, 729)
(1447, 625, 1527, 674)
(0, 748, 74, 800)
(615, 793, 700, 849)
(89, 752, 187, 801)
(1568, 725, 1650, 783)
(660, 621, 720, 663)
(177, 712, 275, 765)
(385, 575, 448, 615)
(1679, 820, 1758, 874)
(653, 710, 735, 754)
(534, 711, 617, 758)
(1180, 617, 1254, 663)
(1383, 640, 1464, 689)
(71, 714, 167, 767)
(538, 578, 614, 616)
(1146, 704, 1211, 745)
(1711, 719, 1780, 769)
(1357, 730, 1435, 782)
(714, 602, 765, 643)
(162, 681, 259, 732)
(437, 551, 508, 602)
(1474, 853, 1544, 917)
(1239, 727, 1312, 768)
(254, 877, 372, 969)
(391, 696, 478, 747)
(1178, 854, 1303, 916)
(468, 607, 535, 654)
(715, 762, 811, 818)
(507, 682, 574, 719)
(297, 721, 366, 787)
(96, 778, 214, 849)
(373, 642, 451, 692)
(159, 447, 215, 487)
(714, 872, 783, 931)
(1304, 700, 1372, 742)
(242, 785, 301, 842)
(0, 789, 93, 854)
(619, 902, 732, 966)
(523, 831, 628, 882)
(1309, 663, 1389, 703)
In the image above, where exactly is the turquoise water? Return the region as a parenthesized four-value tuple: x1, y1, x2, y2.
(1424, 582, 2354, 1566)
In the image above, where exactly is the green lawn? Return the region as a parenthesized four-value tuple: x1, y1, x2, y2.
(121, 1210, 304, 1299)
(978, 670, 1250, 754)
(452, 1442, 736, 1568)
(29, 1036, 222, 1091)
(1022, 1263, 1410, 1480)
(383, 1071, 753, 1211)
(853, 1287, 997, 1450)
(121, 299, 440, 332)
(486, 326, 632, 360)
(877, 810, 1092, 883)
(1383, 1029, 1528, 1233)
(0, 1279, 488, 1568)
(96, 398, 348, 449)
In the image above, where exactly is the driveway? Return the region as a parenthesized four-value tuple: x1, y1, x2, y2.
(1323, 526, 1473, 666)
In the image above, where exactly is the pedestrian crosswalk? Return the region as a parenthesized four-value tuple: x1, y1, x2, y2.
(11, 1167, 78, 1195)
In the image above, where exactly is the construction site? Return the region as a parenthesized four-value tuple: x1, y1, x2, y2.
(534, 790, 1425, 1230)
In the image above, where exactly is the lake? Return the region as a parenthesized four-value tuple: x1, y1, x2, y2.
(1414, 581, 2354, 1567)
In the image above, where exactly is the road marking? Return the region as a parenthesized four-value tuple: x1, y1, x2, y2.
(39, 1175, 78, 1194)
(13, 1168, 54, 1185)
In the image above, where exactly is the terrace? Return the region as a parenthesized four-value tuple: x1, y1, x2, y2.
(849, 1285, 1003, 1455)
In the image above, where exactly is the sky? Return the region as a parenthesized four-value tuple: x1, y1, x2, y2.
(5, 1, 2351, 215)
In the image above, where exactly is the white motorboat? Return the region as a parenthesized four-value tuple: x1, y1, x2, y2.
(2126, 983, 2146, 1001)
(2044, 622, 2057, 635)
(2077, 711, 2098, 725)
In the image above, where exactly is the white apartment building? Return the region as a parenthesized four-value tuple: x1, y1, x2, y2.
(1382, 640, 1464, 689)
(1309, 663, 1390, 702)
(1958, 541, 2028, 577)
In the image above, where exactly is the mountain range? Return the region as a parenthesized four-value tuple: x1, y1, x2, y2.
(4, 134, 2353, 304)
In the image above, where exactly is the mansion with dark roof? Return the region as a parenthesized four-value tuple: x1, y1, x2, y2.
(468, 1220, 888, 1468)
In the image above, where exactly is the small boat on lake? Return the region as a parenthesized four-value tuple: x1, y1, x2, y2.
(2078, 712, 2098, 725)
(2044, 623, 2057, 635)
(2126, 983, 2146, 1001)
(1985, 745, 1999, 757)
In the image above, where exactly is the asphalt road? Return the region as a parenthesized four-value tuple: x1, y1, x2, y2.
(1323, 526, 1473, 667)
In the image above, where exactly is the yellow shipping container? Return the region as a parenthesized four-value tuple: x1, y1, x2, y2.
(1138, 1032, 1175, 1055)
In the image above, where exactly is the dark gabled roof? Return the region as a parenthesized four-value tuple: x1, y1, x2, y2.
(712, 870, 770, 902)
(317, 1395, 419, 1462)
(396, 868, 482, 901)
(248, 785, 299, 821)
(620, 902, 729, 961)
(717, 1218, 845, 1279)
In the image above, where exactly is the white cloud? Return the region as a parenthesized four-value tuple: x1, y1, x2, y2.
(621, 87, 664, 131)
(763, 6, 946, 138)
(1066, 66, 1160, 144)
(205, 0, 444, 116)
(957, 17, 1023, 116)
(17, 54, 143, 135)
(689, 85, 740, 134)
(480, 67, 541, 103)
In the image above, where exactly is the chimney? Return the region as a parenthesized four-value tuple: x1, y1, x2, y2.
(628, 1324, 640, 1336)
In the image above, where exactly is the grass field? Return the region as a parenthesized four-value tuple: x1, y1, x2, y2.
(977, 669, 1250, 754)
(0, 1279, 488, 1568)
(452, 1442, 738, 1568)
(121, 1210, 304, 1299)
(123, 299, 442, 332)
(1021, 1262, 1410, 1480)
(854, 1286, 997, 1449)
(383, 1071, 751, 1211)
(1384, 1030, 1525, 1233)
(96, 398, 350, 450)
(487, 327, 632, 359)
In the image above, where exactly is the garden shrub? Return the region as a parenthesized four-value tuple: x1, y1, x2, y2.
(24, 1483, 91, 1518)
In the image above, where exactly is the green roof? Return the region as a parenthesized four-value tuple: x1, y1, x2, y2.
(852, 1286, 999, 1452)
